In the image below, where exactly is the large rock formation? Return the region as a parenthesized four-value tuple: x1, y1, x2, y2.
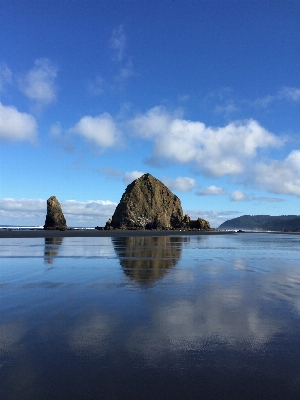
(44, 196, 67, 230)
(106, 173, 183, 230)
(105, 173, 213, 231)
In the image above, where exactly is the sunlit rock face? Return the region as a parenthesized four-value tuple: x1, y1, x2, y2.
(106, 173, 184, 230)
(112, 236, 183, 283)
(44, 196, 67, 230)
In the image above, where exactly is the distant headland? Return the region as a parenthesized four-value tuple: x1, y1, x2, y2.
(218, 215, 300, 232)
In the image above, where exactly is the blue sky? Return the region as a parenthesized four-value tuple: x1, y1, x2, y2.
(0, 0, 299, 227)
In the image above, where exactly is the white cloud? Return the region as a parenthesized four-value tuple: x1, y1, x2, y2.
(110, 25, 126, 62)
(178, 94, 190, 102)
(129, 106, 282, 177)
(163, 176, 195, 192)
(19, 58, 58, 105)
(89, 26, 133, 95)
(118, 59, 134, 80)
(0, 103, 37, 142)
(0, 198, 45, 213)
(88, 75, 104, 96)
(88, 25, 134, 96)
(254, 94, 275, 108)
(183, 209, 241, 228)
(214, 102, 239, 114)
(70, 113, 120, 148)
(61, 199, 117, 222)
(278, 86, 300, 102)
(0, 198, 117, 227)
(254, 150, 300, 197)
(101, 167, 123, 178)
(50, 122, 75, 153)
(49, 122, 62, 137)
(123, 170, 145, 184)
(196, 185, 227, 196)
(109, 25, 134, 89)
(0, 62, 12, 91)
(230, 190, 248, 202)
(255, 86, 300, 107)
(129, 106, 179, 139)
(255, 197, 284, 203)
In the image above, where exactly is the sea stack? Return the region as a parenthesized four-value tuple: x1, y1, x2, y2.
(105, 173, 213, 231)
(44, 196, 67, 230)
(106, 173, 183, 230)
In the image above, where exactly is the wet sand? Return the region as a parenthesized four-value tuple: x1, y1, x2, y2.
(0, 229, 233, 239)
(2, 232, 300, 399)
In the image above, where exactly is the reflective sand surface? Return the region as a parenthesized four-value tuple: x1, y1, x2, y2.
(1, 234, 300, 399)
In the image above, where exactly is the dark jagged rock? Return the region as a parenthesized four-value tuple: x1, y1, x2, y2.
(44, 196, 67, 230)
(105, 173, 213, 231)
(181, 215, 212, 231)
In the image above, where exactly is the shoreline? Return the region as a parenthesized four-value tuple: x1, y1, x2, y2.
(0, 229, 234, 239)
(0, 229, 299, 239)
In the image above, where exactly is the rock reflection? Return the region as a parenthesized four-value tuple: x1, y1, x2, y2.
(112, 236, 183, 284)
(44, 237, 63, 264)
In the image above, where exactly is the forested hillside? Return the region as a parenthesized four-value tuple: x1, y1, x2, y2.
(218, 215, 300, 231)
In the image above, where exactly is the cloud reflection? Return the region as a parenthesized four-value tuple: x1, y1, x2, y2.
(69, 314, 116, 356)
(0, 321, 27, 356)
(125, 286, 280, 364)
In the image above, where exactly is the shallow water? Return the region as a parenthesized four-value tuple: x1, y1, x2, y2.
(1, 233, 300, 399)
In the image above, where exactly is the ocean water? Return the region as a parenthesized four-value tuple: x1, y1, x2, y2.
(1, 233, 300, 399)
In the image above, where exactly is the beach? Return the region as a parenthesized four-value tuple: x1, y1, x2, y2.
(0, 229, 233, 239)
(2, 232, 300, 399)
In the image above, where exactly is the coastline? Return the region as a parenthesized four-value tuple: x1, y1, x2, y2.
(0, 229, 234, 239)
(1, 229, 299, 239)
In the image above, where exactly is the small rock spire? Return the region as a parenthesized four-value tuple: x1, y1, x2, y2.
(44, 196, 67, 230)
